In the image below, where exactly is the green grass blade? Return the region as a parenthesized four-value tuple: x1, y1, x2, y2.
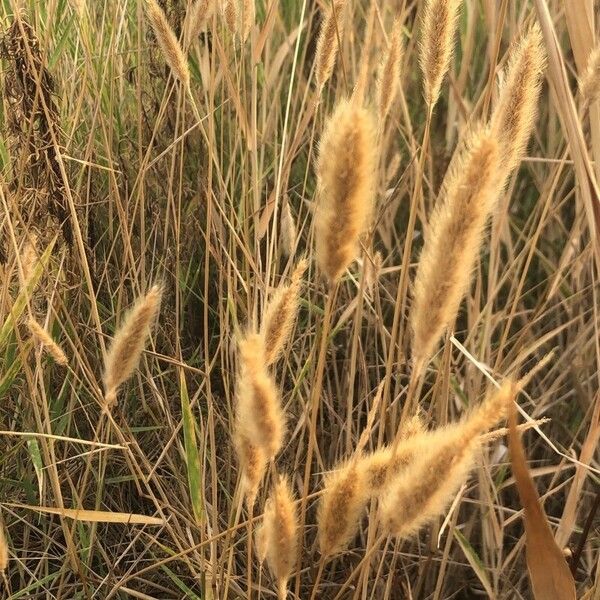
(179, 368, 204, 526)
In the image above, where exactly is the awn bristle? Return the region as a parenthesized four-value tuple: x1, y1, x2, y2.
(490, 26, 545, 178)
(145, 0, 190, 87)
(411, 127, 499, 370)
(103, 285, 162, 406)
(235, 333, 285, 459)
(419, 0, 461, 108)
(315, 0, 346, 92)
(579, 45, 600, 105)
(317, 459, 368, 557)
(234, 432, 267, 507)
(27, 318, 68, 366)
(0, 524, 7, 573)
(280, 197, 297, 258)
(184, 0, 215, 45)
(377, 18, 403, 121)
(261, 259, 307, 366)
(381, 381, 515, 539)
(259, 476, 298, 599)
(315, 99, 377, 284)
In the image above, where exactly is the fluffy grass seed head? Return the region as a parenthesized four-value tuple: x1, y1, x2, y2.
(234, 431, 268, 507)
(261, 259, 307, 365)
(103, 285, 162, 407)
(145, 0, 190, 87)
(315, 0, 346, 92)
(377, 18, 404, 121)
(491, 25, 546, 177)
(260, 476, 298, 598)
(27, 318, 68, 366)
(579, 45, 600, 106)
(280, 196, 297, 258)
(411, 127, 499, 369)
(184, 0, 215, 45)
(235, 333, 285, 459)
(315, 99, 377, 284)
(419, 0, 462, 108)
(381, 381, 515, 539)
(317, 459, 369, 557)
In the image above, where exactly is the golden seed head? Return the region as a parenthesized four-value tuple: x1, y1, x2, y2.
(315, 0, 346, 91)
(261, 476, 298, 595)
(184, 0, 215, 46)
(315, 99, 377, 284)
(381, 382, 515, 539)
(491, 25, 546, 177)
(0, 525, 7, 573)
(377, 18, 404, 121)
(419, 0, 462, 108)
(579, 45, 600, 105)
(145, 0, 190, 87)
(27, 318, 68, 366)
(234, 432, 268, 507)
(317, 459, 368, 556)
(411, 127, 499, 367)
(235, 333, 285, 459)
(103, 285, 162, 406)
(261, 259, 307, 366)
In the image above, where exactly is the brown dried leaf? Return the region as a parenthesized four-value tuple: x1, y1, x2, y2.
(508, 404, 576, 600)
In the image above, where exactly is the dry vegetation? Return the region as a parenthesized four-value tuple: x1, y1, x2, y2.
(0, 0, 599, 598)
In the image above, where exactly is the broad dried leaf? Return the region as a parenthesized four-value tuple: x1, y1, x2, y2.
(508, 404, 576, 600)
